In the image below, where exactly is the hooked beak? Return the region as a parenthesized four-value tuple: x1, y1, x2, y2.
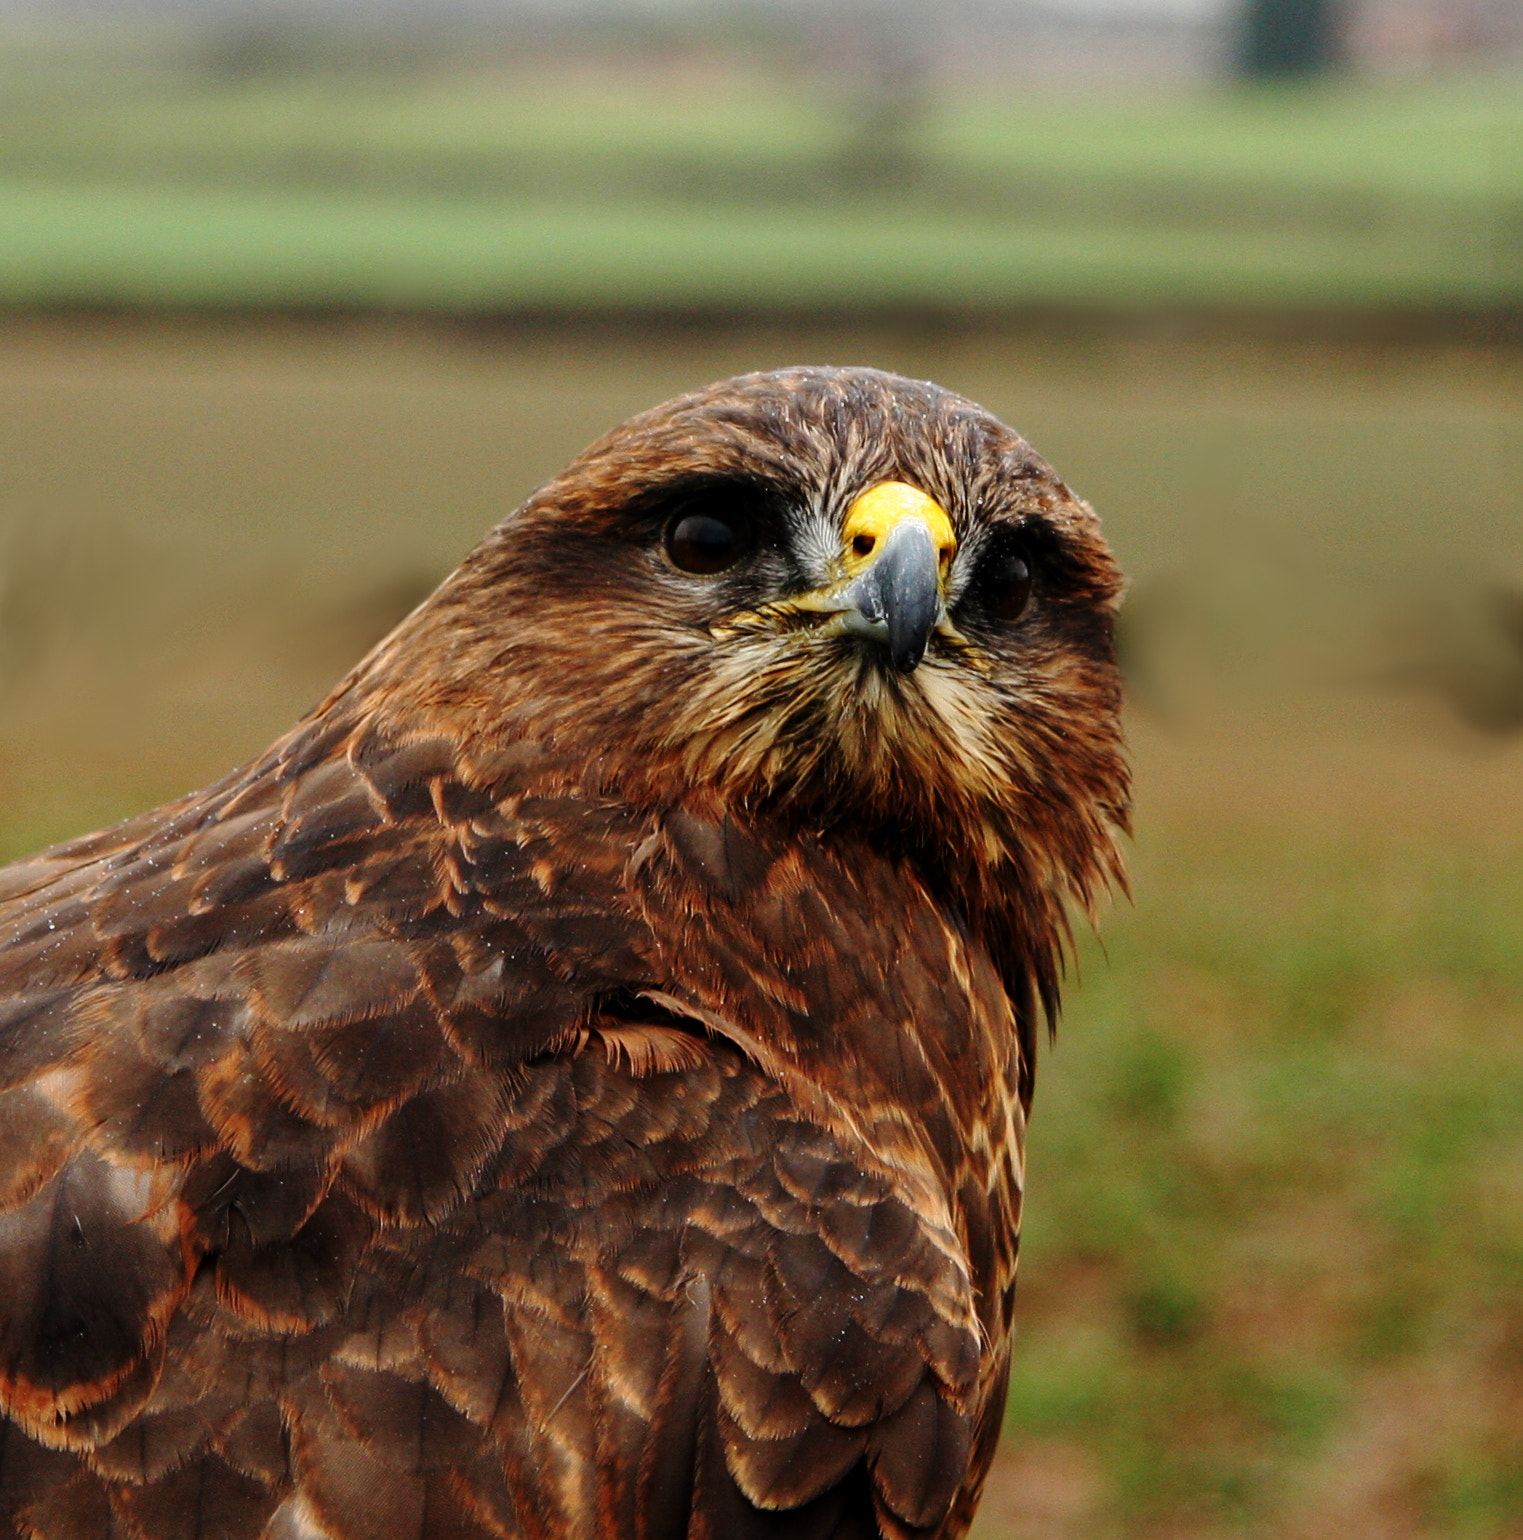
(842, 518, 944, 673)
(838, 482, 956, 674)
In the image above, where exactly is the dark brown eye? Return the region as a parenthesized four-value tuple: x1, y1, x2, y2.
(982, 550, 1032, 622)
(665, 510, 753, 575)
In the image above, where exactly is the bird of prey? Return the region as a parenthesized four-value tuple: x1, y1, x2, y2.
(0, 368, 1127, 1540)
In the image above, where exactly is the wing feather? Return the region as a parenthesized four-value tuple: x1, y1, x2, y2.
(0, 725, 1017, 1539)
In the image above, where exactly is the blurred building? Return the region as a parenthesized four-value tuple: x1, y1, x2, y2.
(0, 0, 1520, 79)
(1343, 0, 1523, 70)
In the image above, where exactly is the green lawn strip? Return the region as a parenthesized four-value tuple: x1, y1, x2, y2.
(0, 69, 1517, 207)
(0, 73, 844, 178)
(0, 62, 1516, 311)
(934, 81, 1523, 204)
(0, 178, 1505, 310)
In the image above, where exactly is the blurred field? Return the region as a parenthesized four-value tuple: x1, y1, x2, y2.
(0, 316, 1520, 1537)
(0, 29, 1520, 311)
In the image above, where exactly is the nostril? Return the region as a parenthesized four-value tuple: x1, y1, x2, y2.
(853, 534, 876, 558)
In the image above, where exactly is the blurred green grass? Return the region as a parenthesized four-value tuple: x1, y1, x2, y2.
(988, 830, 1523, 1537)
(0, 34, 1519, 311)
(7, 180, 1504, 310)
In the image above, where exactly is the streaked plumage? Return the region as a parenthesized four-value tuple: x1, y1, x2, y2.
(0, 368, 1126, 1540)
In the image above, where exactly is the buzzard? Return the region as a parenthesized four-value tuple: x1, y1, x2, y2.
(0, 368, 1127, 1540)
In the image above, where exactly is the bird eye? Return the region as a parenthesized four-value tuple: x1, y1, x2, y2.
(665, 509, 754, 575)
(979, 548, 1033, 623)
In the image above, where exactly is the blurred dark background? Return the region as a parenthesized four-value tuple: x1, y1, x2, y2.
(0, 1, 1520, 1535)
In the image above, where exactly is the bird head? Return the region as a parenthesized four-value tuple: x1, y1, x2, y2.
(358, 366, 1129, 948)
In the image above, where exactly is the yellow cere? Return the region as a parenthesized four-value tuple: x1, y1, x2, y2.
(841, 483, 957, 578)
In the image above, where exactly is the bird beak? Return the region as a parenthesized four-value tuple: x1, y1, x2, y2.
(839, 483, 956, 674)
